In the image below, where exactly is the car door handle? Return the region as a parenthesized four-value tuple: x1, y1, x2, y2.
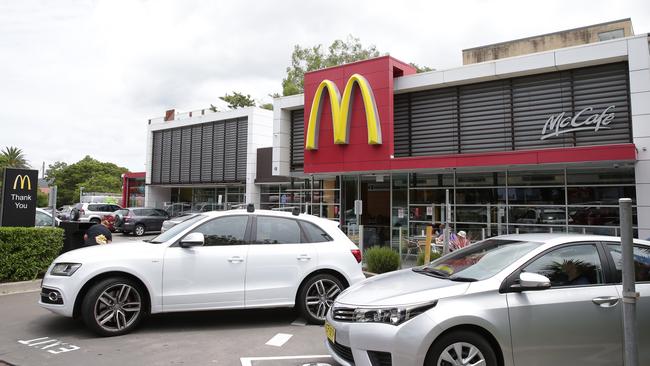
(227, 256, 244, 263)
(592, 296, 619, 307)
(297, 254, 311, 261)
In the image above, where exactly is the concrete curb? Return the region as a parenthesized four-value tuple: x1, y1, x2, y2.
(0, 279, 41, 296)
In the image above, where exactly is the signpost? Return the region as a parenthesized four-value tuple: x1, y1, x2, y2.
(1, 168, 39, 227)
(619, 198, 638, 366)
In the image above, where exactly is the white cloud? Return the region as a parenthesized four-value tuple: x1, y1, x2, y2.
(0, 0, 648, 172)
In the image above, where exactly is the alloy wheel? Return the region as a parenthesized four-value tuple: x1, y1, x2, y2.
(437, 342, 486, 366)
(304, 278, 340, 321)
(135, 225, 145, 236)
(94, 284, 142, 332)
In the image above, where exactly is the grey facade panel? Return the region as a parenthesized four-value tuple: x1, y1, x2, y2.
(150, 117, 248, 184)
(394, 62, 632, 158)
(190, 126, 202, 182)
(151, 132, 162, 184)
(290, 109, 304, 171)
(180, 127, 191, 183)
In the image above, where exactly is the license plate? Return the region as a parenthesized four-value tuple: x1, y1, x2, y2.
(324, 322, 336, 343)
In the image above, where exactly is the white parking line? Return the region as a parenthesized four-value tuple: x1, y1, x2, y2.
(240, 355, 332, 366)
(265, 333, 293, 347)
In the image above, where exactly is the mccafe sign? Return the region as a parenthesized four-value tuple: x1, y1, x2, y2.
(541, 105, 616, 140)
(1, 168, 38, 227)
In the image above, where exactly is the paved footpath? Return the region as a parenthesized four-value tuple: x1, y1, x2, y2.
(0, 291, 338, 366)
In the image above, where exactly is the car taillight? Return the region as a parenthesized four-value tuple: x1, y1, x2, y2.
(351, 249, 362, 263)
(80, 209, 85, 215)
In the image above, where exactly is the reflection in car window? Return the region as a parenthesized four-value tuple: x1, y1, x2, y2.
(418, 239, 541, 281)
(192, 216, 249, 246)
(255, 216, 301, 244)
(149, 214, 205, 243)
(524, 244, 603, 287)
(302, 221, 332, 243)
(606, 243, 650, 283)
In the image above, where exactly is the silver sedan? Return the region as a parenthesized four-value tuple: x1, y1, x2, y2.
(325, 234, 650, 366)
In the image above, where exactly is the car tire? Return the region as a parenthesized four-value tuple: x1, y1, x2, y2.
(134, 224, 145, 236)
(425, 330, 497, 366)
(81, 277, 146, 337)
(297, 273, 344, 325)
(90, 218, 101, 224)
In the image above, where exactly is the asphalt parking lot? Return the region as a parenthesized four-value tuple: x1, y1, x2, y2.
(0, 291, 338, 366)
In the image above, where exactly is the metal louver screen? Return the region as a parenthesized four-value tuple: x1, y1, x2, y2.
(394, 62, 631, 157)
(290, 109, 305, 171)
(150, 117, 248, 184)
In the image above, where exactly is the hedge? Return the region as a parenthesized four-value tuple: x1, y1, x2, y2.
(417, 250, 442, 266)
(365, 246, 400, 274)
(0, 227, 64, 282)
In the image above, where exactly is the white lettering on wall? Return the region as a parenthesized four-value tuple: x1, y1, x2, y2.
(541, 105, 616, 140)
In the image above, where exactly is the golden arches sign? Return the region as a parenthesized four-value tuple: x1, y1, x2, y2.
(305, 74, 382, 150)
(12, 175, 31, 190)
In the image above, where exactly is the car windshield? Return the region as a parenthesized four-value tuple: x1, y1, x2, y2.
(149, 214, 206, 243)
(414, 239, 541, 281)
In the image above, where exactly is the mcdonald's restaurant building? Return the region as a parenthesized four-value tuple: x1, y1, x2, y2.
(267, 32, 650, 246)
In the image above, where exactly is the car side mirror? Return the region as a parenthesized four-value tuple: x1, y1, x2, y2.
(517, 272, 551, 291)
(179, 232, 204, 248)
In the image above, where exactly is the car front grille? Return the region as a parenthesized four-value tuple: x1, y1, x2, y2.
(332, 307, 355, 322)
(329, 339, 354, 364)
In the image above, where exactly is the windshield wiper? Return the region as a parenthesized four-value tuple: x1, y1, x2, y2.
(449, 276, 478, 282)
(412, 267, 450, 278)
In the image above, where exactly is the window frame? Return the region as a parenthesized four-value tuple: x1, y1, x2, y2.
(251, 215, 308, 245)
(500, 241, 613, 292)
(601, 241, 650, 284)
(174, 214, 252, 247)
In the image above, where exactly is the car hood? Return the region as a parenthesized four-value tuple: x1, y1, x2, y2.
(335, 268, 470, 307)
(55, 241, 163, 264)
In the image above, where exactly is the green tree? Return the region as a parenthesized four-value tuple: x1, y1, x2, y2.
(219, 92, 256, 109)
(259, 103, 273, 110)
(282, 35, 382, 96)
(46, 156, 128, 206)
(0, 146, 31, 206)
(409, 62, 434, 73)
(0, 146, 30, 169)
(37, 190, 49, 207)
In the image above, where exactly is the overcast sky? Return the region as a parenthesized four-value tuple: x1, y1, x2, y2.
(1, 0, 649, 174)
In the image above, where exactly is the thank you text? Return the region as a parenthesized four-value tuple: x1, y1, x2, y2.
(1, 168, 38, 227)
(541, 105, 616, 140)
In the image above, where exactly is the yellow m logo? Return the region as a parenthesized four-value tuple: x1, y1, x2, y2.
(13, 174, 31, 190)
(305, 74, 382, 150)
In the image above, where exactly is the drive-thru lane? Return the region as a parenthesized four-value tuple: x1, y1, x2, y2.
(0, 291, 338, 366)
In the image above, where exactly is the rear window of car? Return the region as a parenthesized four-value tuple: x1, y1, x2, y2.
(133, 209, 146, 216)
(301, 221, 333, 243)
(88, 204, 102, 211)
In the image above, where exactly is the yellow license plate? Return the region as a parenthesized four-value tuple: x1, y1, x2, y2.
(324, 322, 336, 343)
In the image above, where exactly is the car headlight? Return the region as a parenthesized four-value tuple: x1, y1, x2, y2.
(50, 263, 82, 276)
(352, 300, 437, 326)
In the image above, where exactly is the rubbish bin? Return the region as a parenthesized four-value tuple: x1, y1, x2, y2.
(59, 221, 94, 253)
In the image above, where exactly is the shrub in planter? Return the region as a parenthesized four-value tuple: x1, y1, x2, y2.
(0, 227, 64, 282)
(365, 246, 400, 274)
(417, 250, 442, 266)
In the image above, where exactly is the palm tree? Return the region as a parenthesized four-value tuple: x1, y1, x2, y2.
(0, 146, 29, 169)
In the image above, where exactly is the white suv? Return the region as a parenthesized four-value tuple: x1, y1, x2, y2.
(71, 203, 122, 223)
(39, 208, 365, 336)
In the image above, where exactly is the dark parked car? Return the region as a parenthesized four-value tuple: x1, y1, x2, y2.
(165, 202, 193, 217)
(114, 208, 170, 236)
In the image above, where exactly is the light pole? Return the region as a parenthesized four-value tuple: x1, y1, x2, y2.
(79, 186, 84, 203)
